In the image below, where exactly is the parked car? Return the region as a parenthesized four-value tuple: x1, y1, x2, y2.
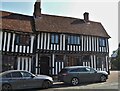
(58, 66, 108, 86)
(0, 70, 53, 91)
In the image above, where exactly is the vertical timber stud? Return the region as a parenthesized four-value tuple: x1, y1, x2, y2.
(94, 55, 96, 70)
(3, 32, 7, 51)
(0, 31, 3, 51)
(91, 55, 94, 68)
(52, 54, 55, 75)
(25, 57, 28, 71)
(106, 56, 109, 74)
(36, 54, 38, 74)
(29, 58, 32, 73)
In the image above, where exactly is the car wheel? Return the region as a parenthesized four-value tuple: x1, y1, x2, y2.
(2, 84, 12, 91)
(42, 80, 50, 89)
(71, 78, 79, 86)
(100, 75, 107, 82)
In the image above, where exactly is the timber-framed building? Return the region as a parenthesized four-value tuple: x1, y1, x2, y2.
(0, 0, 110, 75)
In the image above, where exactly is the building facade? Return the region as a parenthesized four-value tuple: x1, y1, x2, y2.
(0, 11, 36, 73)
(0, 0, 110, 75)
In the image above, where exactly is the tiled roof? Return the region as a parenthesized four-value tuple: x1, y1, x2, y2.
(0, 10, 110, 38)
(0, 11, 34, 33)
(35, 14, 110, 38)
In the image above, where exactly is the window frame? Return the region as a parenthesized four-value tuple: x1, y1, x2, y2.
(15, 34, 20, 45)
(2, 73, 12, 78)
(50, 33, 59, 44)
(21, 71, 33, 78)
(11, 72, 22, 78)
(69, 68, 79, 73)
(82, 55, 90, 62)
(67, 35, 81, 45)
(15, 34, 31, 46)
(99, 38, 106, 47)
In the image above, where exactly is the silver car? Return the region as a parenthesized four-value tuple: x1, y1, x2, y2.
(0, 70, 53, 91)
(58, 66, 108, 86)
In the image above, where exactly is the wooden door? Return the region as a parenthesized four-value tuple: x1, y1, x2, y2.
(40, 56, 49, 75)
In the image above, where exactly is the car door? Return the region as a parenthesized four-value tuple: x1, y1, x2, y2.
(10, 72, 24, 89)
(21, 71, 42, 89)
(85, 67, 98, 82)
(77, 68, 90, 82)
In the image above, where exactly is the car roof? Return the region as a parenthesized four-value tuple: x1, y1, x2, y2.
(0, 70, 29, 76)
(64, 66, 89, 69)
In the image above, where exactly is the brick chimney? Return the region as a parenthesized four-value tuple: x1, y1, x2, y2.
(84, 12, 89, 22)
(33, 0, 41, 18)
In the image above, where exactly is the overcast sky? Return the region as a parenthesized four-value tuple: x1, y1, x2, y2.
(1, 0, 119, 56)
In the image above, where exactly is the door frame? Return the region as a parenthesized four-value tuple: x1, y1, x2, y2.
(39, 56, 50, 75)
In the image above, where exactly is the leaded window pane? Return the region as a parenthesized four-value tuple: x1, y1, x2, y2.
(67, 35, 81, 45)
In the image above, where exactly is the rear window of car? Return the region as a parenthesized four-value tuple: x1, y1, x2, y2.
(59, 69, 69, 73)
(2, 73, 12, 78)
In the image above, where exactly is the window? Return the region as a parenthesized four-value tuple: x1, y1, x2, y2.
(99, 38, 106, 47)
(78, 68, 87, 72)
(16, 35, 20, 44)
(60, 69, 69, 74)
(69, 68, 91, 73)
(85, 68, 96, 72)
(21, 72, 33, 77)
(66, 56, 79, 66)
(82, 55, 90, 62)
(15, 34, 30, 45)
(70, 68, 79, 72)
(51, 34, 59, 44)
(97, 57, 102, 68)
(97, 56, 106, 68)
(2, 55, 16, 72)
(67, 35, 81, 45)
(86, 68, 91, 72)
(2, 73, 12, 78)
(11, 72, 22, 78)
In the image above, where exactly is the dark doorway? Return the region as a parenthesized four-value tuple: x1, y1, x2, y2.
(40, 56, 49, 75)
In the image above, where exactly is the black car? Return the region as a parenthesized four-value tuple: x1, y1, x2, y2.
(0, 70, 53, 91)
(58, 66, 108, 85)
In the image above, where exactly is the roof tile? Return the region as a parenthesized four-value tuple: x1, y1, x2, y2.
(35, 14, 110, 38)
(0, 11, 34, 33)
(0, 11, 110, 38)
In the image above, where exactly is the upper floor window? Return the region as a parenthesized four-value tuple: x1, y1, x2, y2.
(67, 35, 81, 45)
(99, 38, 106, 47)
(15, 34, 30, 45)
(51, 34, 59, 44)
(16, 35, 20, 44)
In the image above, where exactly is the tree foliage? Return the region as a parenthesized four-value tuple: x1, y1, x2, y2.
(111, 48, 120, 70)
